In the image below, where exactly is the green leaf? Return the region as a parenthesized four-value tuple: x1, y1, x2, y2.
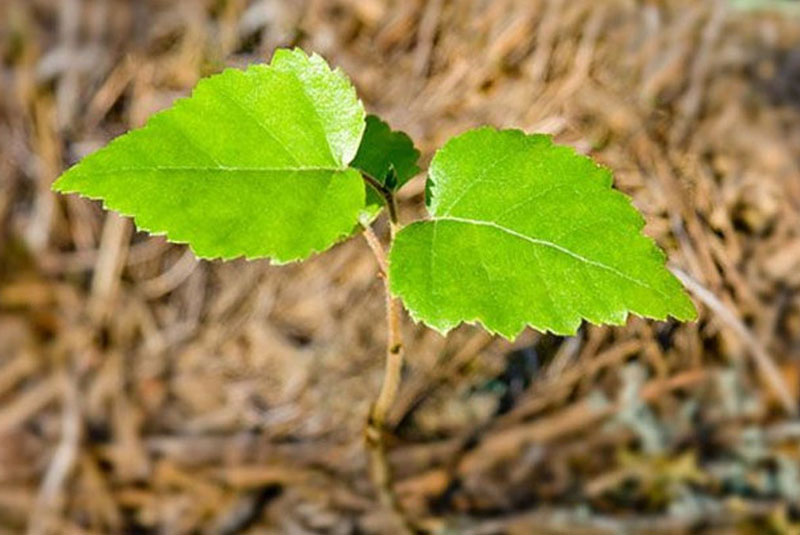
(351, 114, 420, 218)
(53, 48, 366, 263)
(351, 115, 420, 189)
(389, 128, 696, 339)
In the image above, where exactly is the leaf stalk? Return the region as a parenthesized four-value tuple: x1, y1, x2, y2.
(361, 172, 400, 224)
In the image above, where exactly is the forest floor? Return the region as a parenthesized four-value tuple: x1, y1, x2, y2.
(2, 1, 800, 534)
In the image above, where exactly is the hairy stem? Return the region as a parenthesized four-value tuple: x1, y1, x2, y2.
(371, 288, 404, 429)
(361, 224, 388, 275)
(361, 222, 417, 535)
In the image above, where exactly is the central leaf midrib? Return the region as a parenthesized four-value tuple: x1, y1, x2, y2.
(433, 215, 665, 297)
(86, 165, 349, 174)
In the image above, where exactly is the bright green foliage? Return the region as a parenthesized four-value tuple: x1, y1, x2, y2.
(53, 48, 367, 263)
(53, 47, 694, 340)
(351, 115, 420, 217)
(389, 128, 696, 339)
(352, 115, 420, 189)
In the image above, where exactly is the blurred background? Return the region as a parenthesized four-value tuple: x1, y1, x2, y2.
(2, 0, 800, 534)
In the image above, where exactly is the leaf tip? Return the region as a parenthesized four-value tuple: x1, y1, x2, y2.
(50, 175, 68, 193)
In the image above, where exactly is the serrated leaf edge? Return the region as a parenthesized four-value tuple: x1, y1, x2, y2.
(55, 169, 364, 265)
(392, 126, 697, 340)
(53, 49, 368, 264)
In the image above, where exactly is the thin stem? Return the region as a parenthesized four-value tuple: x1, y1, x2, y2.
(371, 292, 404, 428)
(361, 224, 388, 275)
(361, 171, 399, 224)
(361, 222, 418, 535)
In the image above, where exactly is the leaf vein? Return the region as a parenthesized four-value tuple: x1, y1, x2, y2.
(213, 85, 303, 166)
(438, 149, 520, 216)
(160, 116, 224, 167)
(433, 215, 670, 301)
(82, 166, 344, 174)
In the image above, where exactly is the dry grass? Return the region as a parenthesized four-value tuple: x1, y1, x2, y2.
(2, 1, 800, 534)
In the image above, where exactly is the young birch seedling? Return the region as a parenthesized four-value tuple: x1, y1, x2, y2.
(53, 48, 696, 532)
